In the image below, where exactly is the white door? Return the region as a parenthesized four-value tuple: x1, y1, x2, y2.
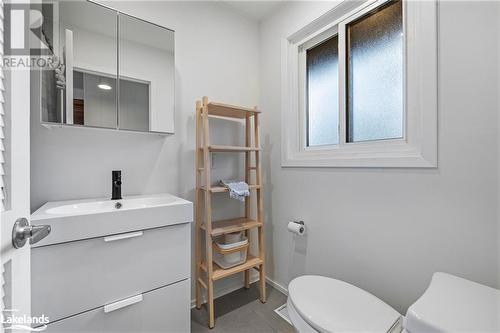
(0, 2, 32, 331)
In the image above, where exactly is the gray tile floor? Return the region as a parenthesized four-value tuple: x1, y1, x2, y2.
(191, 283, 294, 333)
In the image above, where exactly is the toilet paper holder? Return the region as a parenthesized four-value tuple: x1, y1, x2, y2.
(294, 221, 305, 233)
(288, 220, 306, 235)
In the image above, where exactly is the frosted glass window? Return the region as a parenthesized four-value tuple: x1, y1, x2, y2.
(346, 0, 403, 142)
(306, 36, 339, 146)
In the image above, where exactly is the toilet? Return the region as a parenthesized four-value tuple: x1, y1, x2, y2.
(287, 272, 500, 333)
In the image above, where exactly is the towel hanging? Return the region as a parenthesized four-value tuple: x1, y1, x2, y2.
(220, 180, 250, 202)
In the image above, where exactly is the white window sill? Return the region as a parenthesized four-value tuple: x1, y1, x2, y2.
(281, 140, 437, 168)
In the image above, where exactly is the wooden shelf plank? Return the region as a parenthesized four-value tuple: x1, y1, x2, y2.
(200, 255, 263, 281)
(200, 184, 261, 193)
(200, 145, 261, 152)
(201, 218, 263, 236)
(207, 102, 260, 119)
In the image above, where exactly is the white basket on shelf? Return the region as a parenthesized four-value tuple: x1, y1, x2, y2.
(213, 232, 248, 269)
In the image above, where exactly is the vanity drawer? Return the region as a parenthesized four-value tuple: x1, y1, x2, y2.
(43, 279, 190, 333)
(32, 223, 190, 322)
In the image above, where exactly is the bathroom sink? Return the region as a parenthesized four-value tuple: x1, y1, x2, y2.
(31, 193, 193, 247)
(45, 195, 180, 216)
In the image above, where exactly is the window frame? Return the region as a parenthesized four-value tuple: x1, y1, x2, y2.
(344, 0, 406, 144)
(298, 26, 339, 149)
(281, 0, 438, 168)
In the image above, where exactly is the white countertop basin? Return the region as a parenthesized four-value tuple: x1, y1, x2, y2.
(31, 193, 193, 247)
(35, 194, 185, 219)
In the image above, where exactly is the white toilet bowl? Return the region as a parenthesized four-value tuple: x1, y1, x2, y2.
(287, 272, 500, 333)
(287, 275, 402, 333)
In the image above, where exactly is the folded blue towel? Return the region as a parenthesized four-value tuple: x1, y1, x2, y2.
(220, 180, 250, 202)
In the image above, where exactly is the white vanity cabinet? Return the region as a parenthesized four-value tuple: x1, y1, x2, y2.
(30, 194, 192, 333)
(41, 280, 190, 333)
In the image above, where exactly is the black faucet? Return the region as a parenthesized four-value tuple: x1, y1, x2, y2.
(111, 170, 122, 200)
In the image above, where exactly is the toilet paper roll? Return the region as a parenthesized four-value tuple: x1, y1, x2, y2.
(287, 221, 305, 235)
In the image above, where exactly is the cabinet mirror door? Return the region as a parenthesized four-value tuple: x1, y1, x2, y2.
(41, 1, 118, 129)
(118, 14, 175, 133)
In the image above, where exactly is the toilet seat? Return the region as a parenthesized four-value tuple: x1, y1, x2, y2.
(288, 275, 402, 333)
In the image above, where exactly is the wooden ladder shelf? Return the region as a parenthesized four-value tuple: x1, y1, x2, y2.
(195, 97, 266, 328)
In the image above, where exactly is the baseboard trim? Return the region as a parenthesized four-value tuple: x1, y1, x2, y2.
(265, 276, 288, 296)
(190, 275, 288, 308)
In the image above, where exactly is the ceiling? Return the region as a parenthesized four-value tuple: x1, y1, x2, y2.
(219, 1, 287, 21)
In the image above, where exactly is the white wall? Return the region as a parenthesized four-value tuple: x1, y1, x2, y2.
(260, 0, 500, 313)
(31, 0, 259, 296)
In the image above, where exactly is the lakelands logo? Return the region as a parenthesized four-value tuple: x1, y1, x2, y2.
(1, 309, 49, 331)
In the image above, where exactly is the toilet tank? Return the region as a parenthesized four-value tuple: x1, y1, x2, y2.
(404, 272, 500, 333)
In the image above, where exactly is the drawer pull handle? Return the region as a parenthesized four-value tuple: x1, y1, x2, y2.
(104, 294, 143, 313)
(104, 231, 143, 242)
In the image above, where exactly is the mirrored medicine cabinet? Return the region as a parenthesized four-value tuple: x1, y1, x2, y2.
(38, 1, 175, 134)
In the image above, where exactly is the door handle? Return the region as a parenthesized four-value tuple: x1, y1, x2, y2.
(12, 218, 51, 249)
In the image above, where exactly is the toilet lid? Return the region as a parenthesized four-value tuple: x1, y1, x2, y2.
(288, 275, 401, 333)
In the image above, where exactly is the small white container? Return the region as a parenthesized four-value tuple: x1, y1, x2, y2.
(213, 232, 248, 269)
(224, 232, 242, 244)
